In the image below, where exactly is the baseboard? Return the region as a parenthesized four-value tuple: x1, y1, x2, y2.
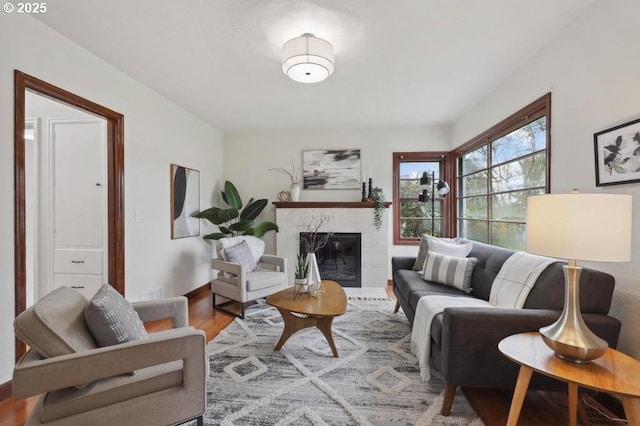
(184, 282, 211, 300)
(0, 380, 12, 402)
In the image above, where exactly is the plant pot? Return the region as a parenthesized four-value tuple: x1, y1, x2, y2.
(294, 278, 309, 295)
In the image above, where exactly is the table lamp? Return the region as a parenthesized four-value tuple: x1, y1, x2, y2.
(526, 191, 632, 363)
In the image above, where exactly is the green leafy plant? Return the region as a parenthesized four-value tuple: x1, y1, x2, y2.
(294, 254, 309, 279)
(369, 187, 385, 231)
(193, 180, 278, 240)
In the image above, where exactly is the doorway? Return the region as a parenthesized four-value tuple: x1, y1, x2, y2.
(14, 71, 125, 361)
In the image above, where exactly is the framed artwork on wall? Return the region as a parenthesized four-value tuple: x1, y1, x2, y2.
(594, 118, 640, 186)
(171, 164, 200, 238)
(302, 149, 361, 189)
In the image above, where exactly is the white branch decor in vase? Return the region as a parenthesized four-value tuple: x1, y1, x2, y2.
(268, 159, 302, 202)
(300, 215, 331, 296)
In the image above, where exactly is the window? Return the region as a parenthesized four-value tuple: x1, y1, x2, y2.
(393, 152, 449, 244)
(454, 94, 550, 250)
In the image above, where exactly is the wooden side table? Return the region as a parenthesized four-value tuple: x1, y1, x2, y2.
(499, 332, 640, 426)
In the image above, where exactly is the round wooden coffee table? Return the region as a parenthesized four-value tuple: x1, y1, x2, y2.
(266, 280, 347, 357)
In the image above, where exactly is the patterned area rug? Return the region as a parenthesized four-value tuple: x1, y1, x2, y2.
(202, 298, 484, 425)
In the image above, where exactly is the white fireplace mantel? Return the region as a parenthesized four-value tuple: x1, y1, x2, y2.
(273, 202, 390, 288)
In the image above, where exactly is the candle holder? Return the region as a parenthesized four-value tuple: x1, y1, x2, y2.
(362, 182, 367, 202)
(367, 178, 373, 200)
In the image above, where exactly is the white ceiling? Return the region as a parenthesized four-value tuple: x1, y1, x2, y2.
(34, 0, 594, 131)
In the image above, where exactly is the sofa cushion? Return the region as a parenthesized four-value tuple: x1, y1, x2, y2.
(41, 360, 183, 423)
(14, 286, 97, 358)
(246, 270, 286, 292)
(412, 237, 434, 271)
(422, 252, 477, 293)
(462, 239, 516, 301)
(223, 240, 258, 271)
(392, 270, 468, 313)
(85, 284, 148, 347)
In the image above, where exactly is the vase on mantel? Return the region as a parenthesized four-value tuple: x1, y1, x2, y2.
(290, 183, 301, 202)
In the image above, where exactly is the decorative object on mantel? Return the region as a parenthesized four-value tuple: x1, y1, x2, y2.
(369, 187, 386, 231)
(293, 254, 309, 297)
(594, 117, 640, 186)
(303, 149, 361, 190)
(269, 159, 302, 202)
(193, 180, 278, 240)
(277, 191, 291, 202)
(299, 215, 332, 295)
(527, 190, 632, 363)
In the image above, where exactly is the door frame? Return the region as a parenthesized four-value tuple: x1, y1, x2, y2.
(14, 70, 125, 361)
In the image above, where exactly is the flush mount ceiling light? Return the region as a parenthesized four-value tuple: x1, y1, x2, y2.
(281, 33, 334, 83)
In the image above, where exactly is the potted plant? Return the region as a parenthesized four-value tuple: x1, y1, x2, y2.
(369, 187, 385, 231)
(294, 254, 309, 285)
(193, 180, 278, 240)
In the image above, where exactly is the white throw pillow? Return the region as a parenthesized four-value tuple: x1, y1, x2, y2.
(427, 236, 472, 258)
(421, 251, 477, 293)
(217, 236, 265, 262)
(412, 236, 459, 271)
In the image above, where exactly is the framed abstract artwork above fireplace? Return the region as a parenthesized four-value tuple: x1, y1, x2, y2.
(302, 149, 361, 190)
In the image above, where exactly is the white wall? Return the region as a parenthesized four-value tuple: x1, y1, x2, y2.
(224, 127, 450, 259)
(0, 14, 223, 384)
(451, 0, 640, 357)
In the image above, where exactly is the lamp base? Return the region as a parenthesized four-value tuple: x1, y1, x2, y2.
(539, 262, 608, 363)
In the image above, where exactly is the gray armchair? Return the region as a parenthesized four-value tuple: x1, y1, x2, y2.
(13, 286, 207, 426)
(212, 236, 288, 318)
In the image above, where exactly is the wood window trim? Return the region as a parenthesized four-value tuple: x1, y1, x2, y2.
(448, 92, 552, 239)
(392, 151, 452, 245)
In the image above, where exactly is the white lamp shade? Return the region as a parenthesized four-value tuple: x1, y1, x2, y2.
(282, 33, 334, 83)
(526, 193, 632, 262)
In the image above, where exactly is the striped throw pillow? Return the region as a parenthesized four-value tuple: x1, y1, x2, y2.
(421, 251, 477, 293)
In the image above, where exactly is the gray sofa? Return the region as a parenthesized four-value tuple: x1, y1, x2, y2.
(392, 239, 622, 415)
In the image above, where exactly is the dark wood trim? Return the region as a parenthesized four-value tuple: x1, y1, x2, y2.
(451, 93, 551, 157)
(14, 70, 125, 362)
(272, 201, 391, 209)
(0, 381, 11, 403)
(14, 71, 27, 360)
(184, 282, 211, 300)
(448, 93, 552, 238)
(392, 152, 449, 245)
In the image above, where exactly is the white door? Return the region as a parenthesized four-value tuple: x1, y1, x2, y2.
(50, 118, 108, 299)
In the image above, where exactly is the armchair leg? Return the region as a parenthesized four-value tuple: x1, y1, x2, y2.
(212, 293, 246, 319)
(393, 301, 400, 313)
(196, 416, 204, 426)
(441, 383, 457, 416)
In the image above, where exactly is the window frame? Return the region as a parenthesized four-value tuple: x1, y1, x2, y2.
(450, 93, 551, 246)
(392, 151, 452, 245)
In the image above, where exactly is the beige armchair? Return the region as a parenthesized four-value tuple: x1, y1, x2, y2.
(212, 236, 288, 318)
(13, 286, 207, 426)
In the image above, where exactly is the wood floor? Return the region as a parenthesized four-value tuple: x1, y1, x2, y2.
(0, 287, 581, 425)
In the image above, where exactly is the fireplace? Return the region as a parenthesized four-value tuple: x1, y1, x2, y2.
(300, 232, 362, 287)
